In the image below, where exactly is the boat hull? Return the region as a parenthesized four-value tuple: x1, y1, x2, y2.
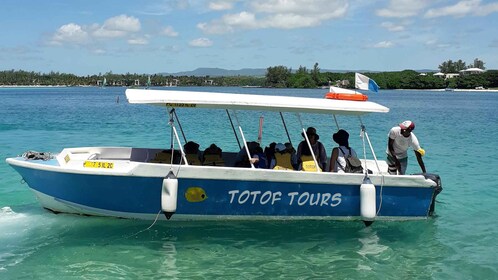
(8, 159, 438, 221)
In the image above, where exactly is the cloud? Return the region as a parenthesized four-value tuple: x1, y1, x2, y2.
(425, 0, 498, 18)
(48, 15, 141, 47)
(189, 38, 213, 47)
(380, 22, 405, 32)
(49, 23, 90, 45)
(161, 26, 179, 37)
(91, 49, 106, 55)
(425, 39, 451, 49)
(376, 0, 430, 18)
(140, 1, 191, 16)
(92, 15, 141, 38)
(208, 0, 235, 11)
(127, 37, 149, 45)
(372, 41, 394, 48)
(198, 0, 349, 34)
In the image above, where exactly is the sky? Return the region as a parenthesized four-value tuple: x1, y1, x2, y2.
(1, 0, 498, 75)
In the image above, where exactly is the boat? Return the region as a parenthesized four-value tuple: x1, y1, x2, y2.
(6, 88, 442, 224)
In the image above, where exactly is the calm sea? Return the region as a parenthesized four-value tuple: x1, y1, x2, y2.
(0, 86, 497, 279)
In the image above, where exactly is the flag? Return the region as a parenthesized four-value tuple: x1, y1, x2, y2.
(355, 73, 379, 93)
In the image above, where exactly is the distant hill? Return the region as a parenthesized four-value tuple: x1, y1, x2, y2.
(160, 68, 267, 77)
(159, 67, 437, 77)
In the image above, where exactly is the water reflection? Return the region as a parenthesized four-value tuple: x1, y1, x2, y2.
(157, 241, 178, 279)
(357, 227, 389, 257)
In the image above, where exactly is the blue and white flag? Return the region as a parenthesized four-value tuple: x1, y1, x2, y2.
(355, 73, 379, 93)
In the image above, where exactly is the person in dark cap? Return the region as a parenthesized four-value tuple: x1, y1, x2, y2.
(386, 120, 426, 175)
(329, 129, 359, 173)
(184, 141, 202, 165)
(296, 127, 327, 171)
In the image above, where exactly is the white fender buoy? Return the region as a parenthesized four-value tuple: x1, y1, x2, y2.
(161, 171, 178, 220)
(360, 177, 376, 226)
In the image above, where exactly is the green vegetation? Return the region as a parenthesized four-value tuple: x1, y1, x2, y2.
(438, 58, 485, 73)
(1, 58, 497, 90)
(265, 65, 498, 90)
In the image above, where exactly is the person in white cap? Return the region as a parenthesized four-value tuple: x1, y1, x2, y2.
(386, 120, 426, 175)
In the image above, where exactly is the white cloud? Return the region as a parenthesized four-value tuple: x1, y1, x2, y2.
(92, 49, 106, 54)
(209, 0, 235, 11)
(49, 23, 89, 45)
(161, 26, 179, 37)
(198, 0, 348, 34)
(380, 22, 405, 32)
(93, 15, 140, 38)
(425, 39, 451, 49)
(104, 14, 140, 32)
(373, 41, 394, 48)
(128, 37, 149, 45)
(197, 21, 234, 34)
(48, 15, 142, 47)
(376, 0, 430, 18)
(223, 12, 258, 28)
(189, 38, 213, 47)
(425, 0, 498, 18)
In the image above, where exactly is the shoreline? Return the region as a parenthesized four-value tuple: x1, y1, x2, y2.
(1, 84, 497, 92)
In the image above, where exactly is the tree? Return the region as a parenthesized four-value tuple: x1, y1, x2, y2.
(265, 66, 291, 88)
(469, 58, 485, 70)
(311, 62, 320, 85)
(454, 60, 466, 72)
(438, 59, 466, 73)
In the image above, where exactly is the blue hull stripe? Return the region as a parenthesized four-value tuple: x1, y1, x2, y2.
(12, 165, 434, 218)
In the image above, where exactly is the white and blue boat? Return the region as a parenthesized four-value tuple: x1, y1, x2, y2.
(6, 88, 442, 224)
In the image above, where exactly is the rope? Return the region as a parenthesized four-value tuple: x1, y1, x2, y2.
(358, 119, 384, 216)
(105, 210, 163, 245)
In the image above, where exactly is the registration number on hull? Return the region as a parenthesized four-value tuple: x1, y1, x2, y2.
(83, 161, 114, 169)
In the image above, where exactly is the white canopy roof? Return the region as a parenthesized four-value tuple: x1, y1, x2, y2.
(126, 89, 389, 115)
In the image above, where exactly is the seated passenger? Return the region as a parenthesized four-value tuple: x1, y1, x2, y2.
(329, 129, 362, 173)
(235, 141, 267, 168)
(202, 143, 225, 166)
(264, 142, 276, 168)
(150, 149, 180, 164)
(296, 127, 327, 171)
(285, 142, 299, 170)
(271, 143, 295, 170)
(184, 141, 202, 165)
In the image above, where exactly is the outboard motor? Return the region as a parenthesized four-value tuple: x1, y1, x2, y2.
(415, 173, 442, 216)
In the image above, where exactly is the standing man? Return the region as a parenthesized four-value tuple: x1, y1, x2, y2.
(386, 120, 426, 175)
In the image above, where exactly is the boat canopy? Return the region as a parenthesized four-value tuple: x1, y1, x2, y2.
(126, 89, 389, 115)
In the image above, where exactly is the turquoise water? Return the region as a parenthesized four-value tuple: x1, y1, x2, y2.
(1, 87, 497, 279)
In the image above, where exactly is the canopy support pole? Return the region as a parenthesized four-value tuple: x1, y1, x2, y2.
(168, 108, 188, 166)
(172, 109, 187, 143)
(333, 115, 340, 130)
(280, 112, 293, 147)
(226, 109, 241, 150)
(233, 110, 255, 169)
